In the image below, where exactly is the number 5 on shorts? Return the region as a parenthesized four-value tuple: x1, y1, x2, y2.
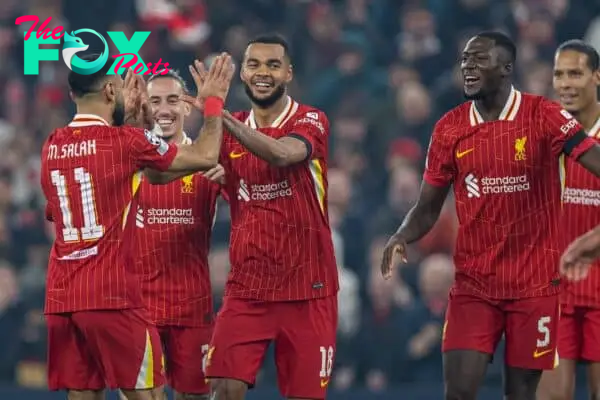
(319, 346, 334, 379)
(537, 316, 551, 348)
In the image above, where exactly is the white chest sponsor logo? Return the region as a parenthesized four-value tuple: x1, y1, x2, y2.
(237, 179, 293, 202)
(136, 207, 195, 226)
(465, 173, 530, 198)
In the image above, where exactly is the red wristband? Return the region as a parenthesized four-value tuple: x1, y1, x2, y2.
(204, 96, 224, 117)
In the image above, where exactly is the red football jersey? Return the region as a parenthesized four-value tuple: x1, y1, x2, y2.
(220, 97, 339, 301)
(134, 137, 220, 326)
(41, 114, 177, 313)
(424, 87, 595, 299)
(561, 116, 600, 307)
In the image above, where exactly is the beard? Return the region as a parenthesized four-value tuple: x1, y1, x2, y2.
(243, 82, 286, 109)
(463, 90, 485, 100)
(112, 94, 125, 126)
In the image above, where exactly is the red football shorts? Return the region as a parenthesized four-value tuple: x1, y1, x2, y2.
(46, 308, 165, 391)
(442, 292, 560, 370)
(157, 325, 212, 394)
(558, 305, 600, 362)
(206, 296, 337, 399)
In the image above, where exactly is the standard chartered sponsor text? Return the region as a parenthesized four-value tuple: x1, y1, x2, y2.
(147, 208, 194, 224)
(250, 180, 293, 200)
(481, 175, 530, 194)
(563, 187, 600, 206)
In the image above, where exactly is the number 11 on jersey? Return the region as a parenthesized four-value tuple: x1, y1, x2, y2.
(50, 167, 104, 242)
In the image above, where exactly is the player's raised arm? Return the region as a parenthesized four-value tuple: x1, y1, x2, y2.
(381, 122, 454, 279)
(143, 54, 235, 184)
(222, 110, 314, 166)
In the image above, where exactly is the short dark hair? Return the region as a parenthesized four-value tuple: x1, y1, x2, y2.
(147, 69, 189, 93)
(247, 33, 292, 61)
(68, 53, 113, 98)
(476, 31, 517, 63)
(557, 39, 600, 71)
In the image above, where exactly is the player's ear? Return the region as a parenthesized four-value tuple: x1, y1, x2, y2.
(239, 65, 246, 83)
(183, 101, 191, 116)
(104, 82, 116, 103)
(286, 64, 293, 84)
(593, 69, 600, 86)
(504, 62, 513, 75)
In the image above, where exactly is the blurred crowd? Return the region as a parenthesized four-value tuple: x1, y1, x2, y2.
(0, 0, 599, 393)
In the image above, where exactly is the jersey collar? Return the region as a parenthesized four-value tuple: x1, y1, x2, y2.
(588, 112, 600, 138)
(68, 113, 109, 127)
(469, 86, 522, 126)
(245, 96, 298, 129)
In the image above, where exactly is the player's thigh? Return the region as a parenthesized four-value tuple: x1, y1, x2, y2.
(46, 313, 104, 391)
(580, 307, 600, 362)
(557, 305, 582, 362)
(274, 296, 337, 399)
(442, 292, 504, 355)
(206, 297, 275, 387)
(505, 295, 560, 370)
(537, 359, 576, 400)
(161, 325, 212, 395)
(72, 308, 165, 390)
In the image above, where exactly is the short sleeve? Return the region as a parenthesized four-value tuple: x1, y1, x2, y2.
(539, 99, 595, 159)
(125, 126, 178, 171)
(287, 110, 329, 159)
(423, 121, 456, 187)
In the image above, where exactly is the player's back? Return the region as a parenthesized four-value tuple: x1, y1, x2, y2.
(220, 98, 338, 301)
(41, 115, 170, 313)
(562, 117, 600, 307)
(426, 89, 589, 299)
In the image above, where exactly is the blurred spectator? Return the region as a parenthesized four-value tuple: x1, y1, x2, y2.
(401, 254, 453, 383)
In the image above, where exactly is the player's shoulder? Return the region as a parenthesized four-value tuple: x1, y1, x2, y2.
(293, 103, 327, 121)
(519, 93, 574, 123)
(286, 102, 329, 134)
(518, 91, 548, 111)
(434, 102, 472, 134)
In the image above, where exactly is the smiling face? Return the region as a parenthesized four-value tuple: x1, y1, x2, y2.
(553, 49, 600, 114)
(460, 36, 511, 100)
(148, 77, 189, 140)
(240, 43, 293, 108)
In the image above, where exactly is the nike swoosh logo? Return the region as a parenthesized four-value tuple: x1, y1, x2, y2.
(229, 151, 247, 159)
(533, 348, 554, 358)
(320, 379, 329, 388)
(456, 148, 474, 158)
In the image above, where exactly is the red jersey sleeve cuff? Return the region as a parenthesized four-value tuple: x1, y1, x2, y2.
(423, 171, 451, 187)
(569, 136, 596, 160)
(154, 143, 178, 172)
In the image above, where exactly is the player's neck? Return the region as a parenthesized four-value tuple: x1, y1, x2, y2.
(251, 95, 289, 128)
(170, 130, 186, 145)
(76, 103, 113, 125)
(574, 101, 600, 132)
(475, 84, 512, 121)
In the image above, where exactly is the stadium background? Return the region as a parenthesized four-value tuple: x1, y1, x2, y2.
(0, 0, 599, 398)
